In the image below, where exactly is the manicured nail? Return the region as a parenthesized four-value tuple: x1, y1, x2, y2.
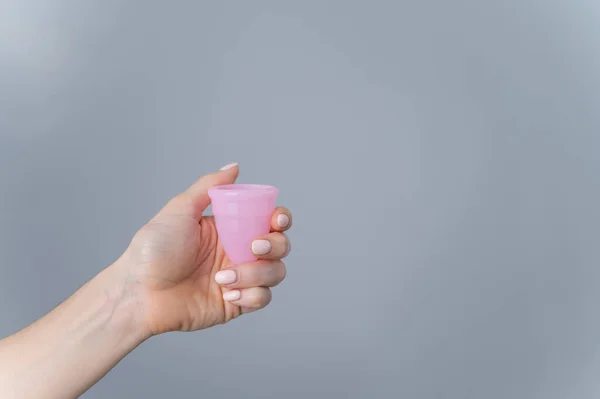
(252, 239, 271, 255)
(220, 162, 238, 171)
(215, 270, 237, 285)
(277, 214, 290, 228)
(223, 290, 241, 301)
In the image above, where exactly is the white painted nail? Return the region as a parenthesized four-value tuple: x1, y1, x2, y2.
(252, 240, 271, 255)
(215, 270, 237, 285)
(277, 214, 290, 228)
(223, 290, 241, 301)
(220, 162, 238, 171)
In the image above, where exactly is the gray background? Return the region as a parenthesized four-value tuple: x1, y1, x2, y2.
(1, 1, 599, 398)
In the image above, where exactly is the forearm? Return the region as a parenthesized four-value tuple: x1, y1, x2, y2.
(0, 259, 150, 399)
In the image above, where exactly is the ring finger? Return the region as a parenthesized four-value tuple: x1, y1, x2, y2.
(215, 260, 286, 289)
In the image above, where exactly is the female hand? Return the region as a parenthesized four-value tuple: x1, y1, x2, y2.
(121, 163, 292, 336)
(0, 163, 291, 399)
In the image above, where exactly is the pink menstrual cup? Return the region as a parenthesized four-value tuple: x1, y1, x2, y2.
(208, 184, 278, 264)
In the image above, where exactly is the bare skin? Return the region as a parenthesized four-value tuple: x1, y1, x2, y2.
(0, 163, 292, 398)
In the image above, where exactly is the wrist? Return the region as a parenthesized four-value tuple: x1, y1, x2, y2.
(100, 258, 154, 344)
(0, 259, 154, 399)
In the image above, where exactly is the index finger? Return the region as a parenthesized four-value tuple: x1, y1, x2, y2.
(270, 206, 292, 232)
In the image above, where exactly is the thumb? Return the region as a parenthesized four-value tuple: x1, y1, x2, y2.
(158, 162, 239, 220)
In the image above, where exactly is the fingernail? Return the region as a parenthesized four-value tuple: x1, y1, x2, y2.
(252, 239, 271, 255)
(223, 290, 241, 301)
(220, 162, 238, 171)
(277, 214, 290, 228)
(215, 270, 237, 285)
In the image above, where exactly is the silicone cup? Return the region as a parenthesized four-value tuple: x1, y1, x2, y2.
(208, 184, 279, 265)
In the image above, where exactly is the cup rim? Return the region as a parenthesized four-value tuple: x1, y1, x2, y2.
(208, 184, 278, 197)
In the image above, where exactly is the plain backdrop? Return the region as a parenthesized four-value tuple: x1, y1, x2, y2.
(1, 1, 599, 398)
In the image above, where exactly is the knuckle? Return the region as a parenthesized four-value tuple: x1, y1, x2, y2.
(262, 290, 273, 306)
(283, 239, 291, 257)
(262, 261, 285, 285)
(249, 289, 271, 308)
(250, 294, 264, 308)
(279, 262, 287, 281)
(272, 234, 290, 257)
(270, 261, 286, 282)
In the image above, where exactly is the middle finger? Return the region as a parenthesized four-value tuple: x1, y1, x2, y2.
(251, 232, 290, 260)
